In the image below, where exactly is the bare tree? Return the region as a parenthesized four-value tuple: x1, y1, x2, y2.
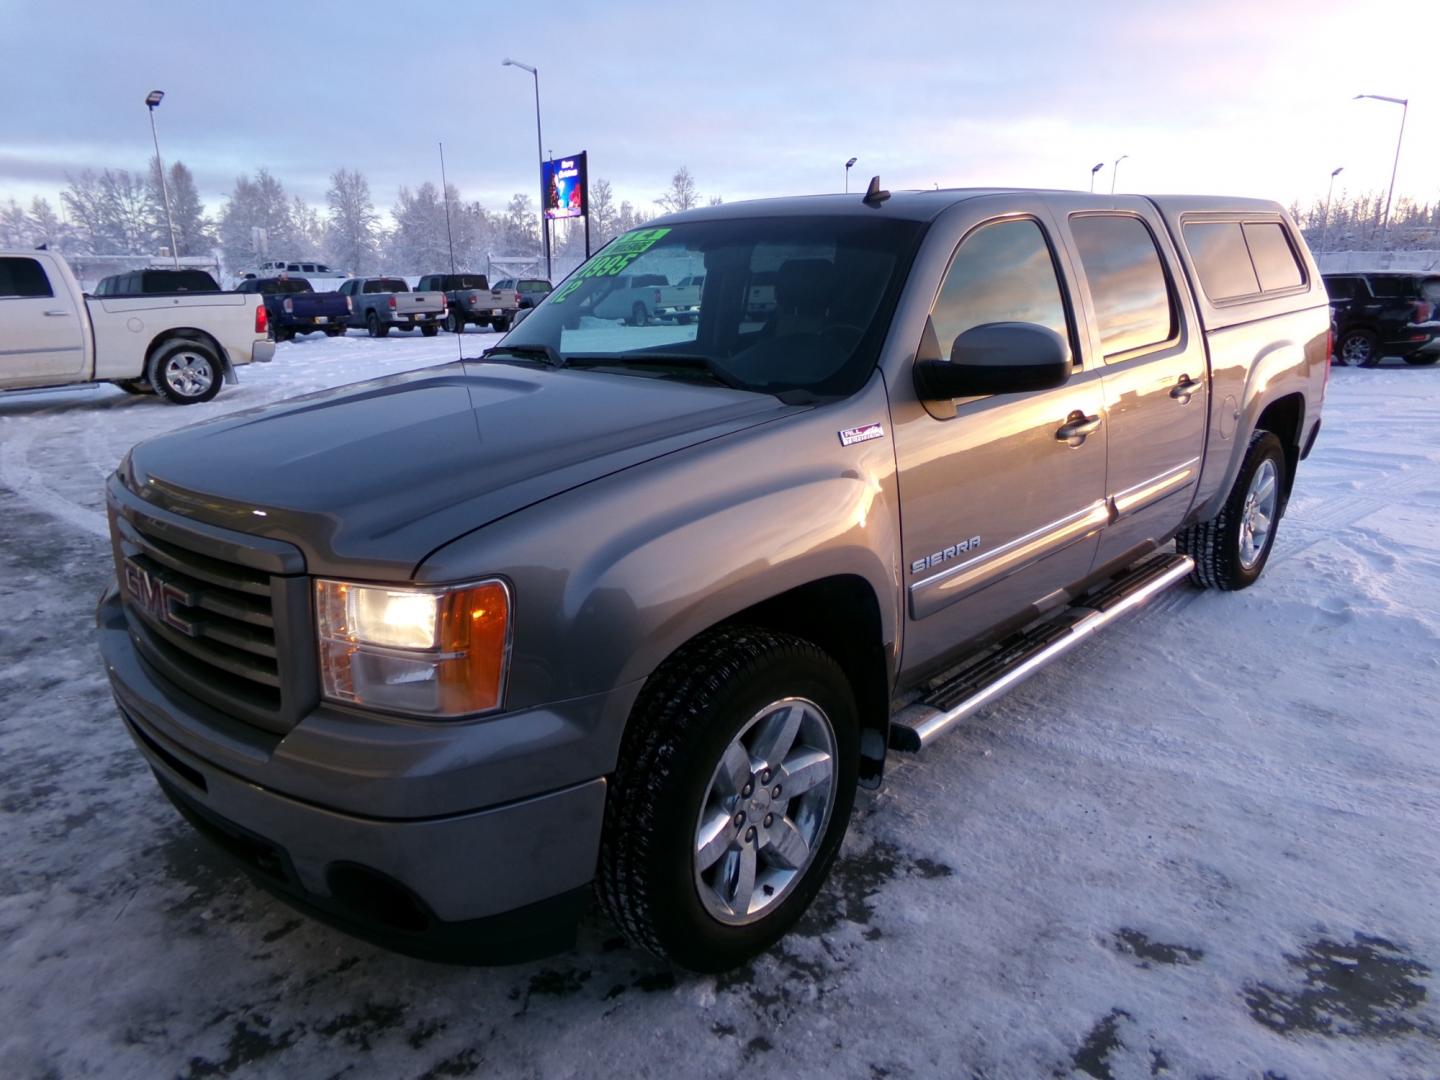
(657, 166, 700, 214)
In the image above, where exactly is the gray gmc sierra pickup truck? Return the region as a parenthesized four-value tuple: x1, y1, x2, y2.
(98, 186, 1328, 972)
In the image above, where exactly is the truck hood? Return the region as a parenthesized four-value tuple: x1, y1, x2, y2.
(127, 360, 796, 576)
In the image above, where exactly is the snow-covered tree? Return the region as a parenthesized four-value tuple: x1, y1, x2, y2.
(291, 195, 327, 259)
(385, 182, 466, 274)
(218, 169, 297, 270)
(25, 198, 64, 248)
(500, 193, 540, 254)
(1, 199, 32, 247)
(146, 159, 212, 256)
(325, 168, 380, 275)
(656, 166, 700, 214)
(587, 178, 618, 248)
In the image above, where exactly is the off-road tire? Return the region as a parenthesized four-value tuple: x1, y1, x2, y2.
(596, 625, 859, 973)
(1335, 329, 1380, 367)
(146, 339, 223, 405)
(366, 311, 389, 338)
(1176, 430, 1287, 590)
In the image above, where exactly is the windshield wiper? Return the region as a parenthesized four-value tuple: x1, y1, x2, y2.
(562, 352, 747, 391)
(481, 342, 562, 366)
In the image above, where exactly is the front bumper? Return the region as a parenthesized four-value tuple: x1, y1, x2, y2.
(98, 585, 611, 962)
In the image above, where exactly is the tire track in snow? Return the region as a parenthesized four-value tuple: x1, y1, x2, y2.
(0, 424, 110, 540)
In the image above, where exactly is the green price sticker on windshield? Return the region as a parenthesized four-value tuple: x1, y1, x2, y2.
(551, 227, 672, 304)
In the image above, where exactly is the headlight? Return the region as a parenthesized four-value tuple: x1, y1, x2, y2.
(315, 578, 510, 717)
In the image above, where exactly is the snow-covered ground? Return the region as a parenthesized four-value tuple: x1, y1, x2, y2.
(2, 337, 1438, 1079)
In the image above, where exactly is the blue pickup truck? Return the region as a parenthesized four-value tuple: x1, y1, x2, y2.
(236, 277, 352, 342)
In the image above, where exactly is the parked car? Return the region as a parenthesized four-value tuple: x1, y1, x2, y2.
(97, 190, 1327, 972)
(336, 277, 446, 337)
(492, 277, 553, 310)
(92, 268, 222, 296)
(1324, 271, 1440, 366)
(2, 249, 270, 403)
(416, 273, 511, 333)
(237, 277, 353, 341)
(586, 272, 673, 325)
(254, 260, 349, 282)
(656, 274, 704, 324)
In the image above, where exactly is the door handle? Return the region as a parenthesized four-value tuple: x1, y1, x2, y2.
(1055, 411, 1102, 447)
(43, 309, 70, 317)
(1169, 375, 1201, 402)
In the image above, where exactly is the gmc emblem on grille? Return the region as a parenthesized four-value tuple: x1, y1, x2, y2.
(122, 559, 197, 636)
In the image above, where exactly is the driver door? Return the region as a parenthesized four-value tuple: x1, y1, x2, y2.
(890, 208, 1108, 678)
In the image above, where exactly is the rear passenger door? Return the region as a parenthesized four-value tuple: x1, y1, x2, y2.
(1057, 202, 1209, 568)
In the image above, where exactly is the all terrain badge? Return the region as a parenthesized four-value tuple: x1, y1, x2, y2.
(838, 423, 885, 446)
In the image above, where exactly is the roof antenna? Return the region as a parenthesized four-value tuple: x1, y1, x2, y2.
(862, 175, 890, 206)
(439, 140, 462, 361)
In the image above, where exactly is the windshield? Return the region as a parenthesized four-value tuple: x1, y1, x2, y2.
(499, 216, 923, 398)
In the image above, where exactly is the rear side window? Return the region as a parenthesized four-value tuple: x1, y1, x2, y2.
(1368, 276, 1418, 299)
(0, 257, 54, 298)
(1243, 223, 1303, 292)
(1183, 222, 1260, 301)
(1069, 214, 1175, 356)
(931, 218, 1071, 360)
(1324, 277, 1359, 300)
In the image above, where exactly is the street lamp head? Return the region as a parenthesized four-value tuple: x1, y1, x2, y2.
(1331, 166, 1344, 177)
(1091, 162, 1104, 174)
(1115, 154, 1128, 165)
(502, 58, 537, 74)
(145, 90, 164, 108)
(1355, 93, 1407, 106)
(845, 157, 857, 169)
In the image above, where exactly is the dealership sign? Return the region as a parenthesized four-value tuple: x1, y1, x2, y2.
(543, 152, 587, 221)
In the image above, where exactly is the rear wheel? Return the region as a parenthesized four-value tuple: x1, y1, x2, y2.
(147, 339, 223, 405)
(1403, 354, 1438, 366)
(324, 326, 345, 337)
(629, 302, 649, 327)
(597, 626, 859, 972)
(446, 310, 465, 334)
(1176, 430, 1286, 590)
(274, 326, 294, 343)
(366, 311, 389, 338)
(114, 379, 151, 395)
(1335, 329, 1380, 367)
(492, 316, 511, 333)
(421, 323, 439, 337)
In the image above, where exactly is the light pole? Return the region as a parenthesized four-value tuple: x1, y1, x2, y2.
(1319, 166, 1344, 255)
(1089, 162, 1104, 193)
(845, 157, 857, 193)
(1110, 154, 1128, 196)
(144, 90, 180, 268)
(502, 58, 550, 280)
(1353, 94, 1408, 246)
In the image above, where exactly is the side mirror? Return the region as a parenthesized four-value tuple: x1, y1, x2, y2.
(913, 322, 1072, 400)
(510, 306, 533, 329)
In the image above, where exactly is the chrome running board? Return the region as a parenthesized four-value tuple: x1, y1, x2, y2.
(890, 553, 1195, 752)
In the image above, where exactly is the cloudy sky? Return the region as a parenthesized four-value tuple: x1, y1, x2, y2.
(1, 0, 1433, 222)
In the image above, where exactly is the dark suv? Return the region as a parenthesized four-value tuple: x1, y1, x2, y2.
(1323, 272, 1440, 367)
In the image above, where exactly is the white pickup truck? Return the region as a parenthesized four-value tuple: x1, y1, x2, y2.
(1, 250, 273, 404)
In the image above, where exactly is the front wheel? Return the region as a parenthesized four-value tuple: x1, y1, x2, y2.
(597, 626, 858, 972)
(1335, 329, 1380, 367)
(147, 339, 223, 405)
(1176, 430, 1287, 590)
(421, 323, 439, 337)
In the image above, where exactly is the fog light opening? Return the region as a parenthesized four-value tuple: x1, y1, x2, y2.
(326, 863, 432, 933)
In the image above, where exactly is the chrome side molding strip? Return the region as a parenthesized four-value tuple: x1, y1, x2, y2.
(892, 554, 1195, 751)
